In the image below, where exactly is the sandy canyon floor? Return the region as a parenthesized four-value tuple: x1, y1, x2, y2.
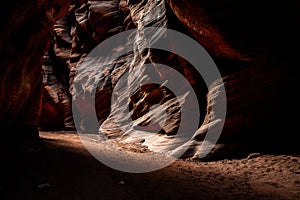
(1, 131, 299, 200)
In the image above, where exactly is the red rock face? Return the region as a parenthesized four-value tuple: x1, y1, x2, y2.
(1, 0, 299, 159)
(0, 0, 71, 139)
(170, 0, 300, 159)
(41, 0, 208, 131)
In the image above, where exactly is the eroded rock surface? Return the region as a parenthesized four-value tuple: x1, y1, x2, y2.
(0, 0, 71, 144)
(1, 0, 299, 160)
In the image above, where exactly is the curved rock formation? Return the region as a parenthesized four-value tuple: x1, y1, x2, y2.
(1, 0, 299, 160)
(0, 0, 71, 146)
(41, 0, 300, 159)
(170, 0, 300, 159)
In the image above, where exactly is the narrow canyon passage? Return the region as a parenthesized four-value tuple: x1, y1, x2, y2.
(1, 0, 300, 199)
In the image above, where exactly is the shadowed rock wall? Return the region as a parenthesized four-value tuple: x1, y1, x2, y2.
(0, 0, 71, 142)
(1, 0, 299, 159)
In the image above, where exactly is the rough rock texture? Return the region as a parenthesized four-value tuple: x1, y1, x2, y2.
(0, 0, 71, 143)
(40, 0, 130, 131)
(1, 0, 299, 160)
(41, 0, 300, 159)
(46, 0, 299, 159)
(169, 0, 300, 159)
(39, 17, 74, 131)
(42, 0, 208, 132)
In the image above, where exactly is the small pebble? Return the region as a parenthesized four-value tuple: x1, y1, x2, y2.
(37, 183, 51, 189)
(247, 153, 261, 159)
(119, 181, 125, 185)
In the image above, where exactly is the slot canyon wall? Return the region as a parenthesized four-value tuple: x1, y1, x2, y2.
(1, 0, 299, 159)
(0, 0, 71, 145)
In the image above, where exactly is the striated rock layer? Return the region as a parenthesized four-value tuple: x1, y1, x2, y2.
(46, 0, 299, 159)
(1, 0, 299, 159)
(0, 0, 71, 144)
